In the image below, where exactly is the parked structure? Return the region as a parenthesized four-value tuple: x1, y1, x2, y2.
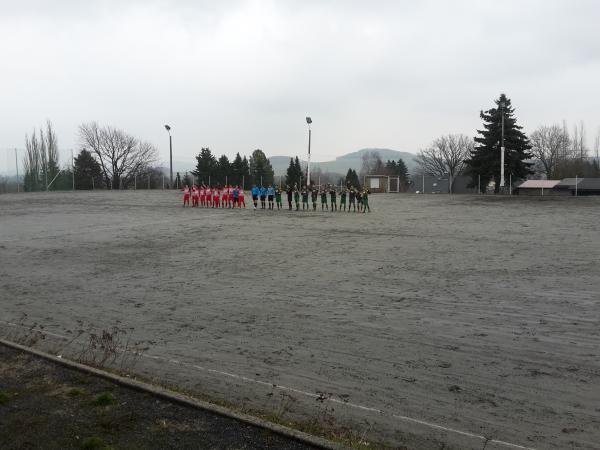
(515, 180, 563, 196)
(408, 175, 477, 194)
(518, 178, 600, 196)
(363, 175, 402, 193)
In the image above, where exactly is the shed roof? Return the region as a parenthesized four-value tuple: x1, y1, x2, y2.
(577, 178, 600, 190)
(517, 180, 561, 189)
(555, 178, 583, 189)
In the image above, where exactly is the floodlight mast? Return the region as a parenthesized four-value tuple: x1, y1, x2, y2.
(164, 125, 172, 188)
(499, 102, 505, 188)
(306, 117, 312, 187)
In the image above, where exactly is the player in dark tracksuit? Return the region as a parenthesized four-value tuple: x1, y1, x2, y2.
(301, 187, 309, 210)
(329, 187, 337, 212)
(311, 188, 318, 211)
(355, 189, 362, 213)
(320, 188, 328, 211)
(339, 188, 347, 211)
(293, 184, 300, 211)
(348, 187, 356, 212)
(286, 185, 293, 210)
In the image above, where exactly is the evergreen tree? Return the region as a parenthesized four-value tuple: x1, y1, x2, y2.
(74, 149, 103, 189)
(249, 149, 274, 186)
(193, 147, 217, 184)
(241, 156, 250, 188)
(396, 158, 409, 190)
(466, 93, 533, 192)
(53, 168, 73, 191)
(345, 168, 361, 188)
(216, 154, 231, 185)
(174, 172, 182, 189)
(285, 158, 295, 186)
(285, 156, 304, 186)
(385, 160, 397, 175)
(383, 159, 410, 191)
(294, 156, 304, 185)
(230, 152, 244, 186)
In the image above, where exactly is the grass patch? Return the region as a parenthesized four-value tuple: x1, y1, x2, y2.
(93, 392, 115, 406)
(80, 437, 114, 450)
(69, 388, 86, 397)
(0, 391, 13, 405)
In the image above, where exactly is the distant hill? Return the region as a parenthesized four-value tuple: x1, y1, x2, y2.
(269, 148, 417, 176)
(170, 148, 418, 177)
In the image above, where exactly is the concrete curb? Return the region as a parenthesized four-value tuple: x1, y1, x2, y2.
(0, 339, 349, 450)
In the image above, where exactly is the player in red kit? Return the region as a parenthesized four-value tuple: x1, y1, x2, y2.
(182, 185, 190, 207)
(205, 185, 212, 207)
(227, 185, 234, 208)
(191, 185, 199, 207)
(213, 187, 220, 208)
(199, 185, 205, 207)
(238, 186, 245, 208)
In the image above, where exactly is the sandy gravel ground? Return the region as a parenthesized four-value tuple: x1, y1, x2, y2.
(1, 191, 599, 450)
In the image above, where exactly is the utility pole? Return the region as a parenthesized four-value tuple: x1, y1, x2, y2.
(306, 117, 312, 186)
(15, 149, 19, 193)
(500, 101, 506, 190)
(165, 125, 173, 188)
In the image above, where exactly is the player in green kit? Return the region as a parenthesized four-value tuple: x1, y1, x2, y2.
(329, 186, 337, 211)
(311, 187, 318, 211)
(356, 189, 362, 213)
(320, 188, 328, 211)
(301, 186, 309, 210)
(362, 189, 371, 213)
(293, 184, 300, 211)
(275, 186, 282, 209)
(339, 187, 347, 211)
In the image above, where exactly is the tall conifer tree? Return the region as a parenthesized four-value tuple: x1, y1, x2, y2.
(466, 93, 533, 192)
(193, 147, 217, 184)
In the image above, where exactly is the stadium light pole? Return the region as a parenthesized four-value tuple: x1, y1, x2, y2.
(499, 101, 505, 189)
(164, 124, 173, 188)
(306, 117, 312, 187)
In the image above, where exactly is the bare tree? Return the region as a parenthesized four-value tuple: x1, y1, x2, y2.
(594, 126, 600, 162)
(359, 151, 385, 177)
(415, 134, 473, 192)
(45, 120, 60, 182)
(23, 131, 42, 191)
(571, 121, 588, 160)
(79, 122, 158, 189)
(529, 124, 570, 179)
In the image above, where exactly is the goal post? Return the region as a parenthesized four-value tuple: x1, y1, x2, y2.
(388, 176, 400, 193)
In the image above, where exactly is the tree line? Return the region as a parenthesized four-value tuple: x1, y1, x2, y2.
(19, 96, 599, 194)
(190, 147, 274, 188)
(22, 121, 162, 191)
(415, 93, 600, 193)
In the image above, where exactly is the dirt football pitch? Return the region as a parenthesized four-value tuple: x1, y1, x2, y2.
(1, 191, 599, 450)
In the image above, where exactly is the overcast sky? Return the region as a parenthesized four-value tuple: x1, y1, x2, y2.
(1, 0, 599, 171)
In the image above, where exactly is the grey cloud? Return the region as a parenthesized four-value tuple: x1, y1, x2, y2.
(0, 0, 599, 171)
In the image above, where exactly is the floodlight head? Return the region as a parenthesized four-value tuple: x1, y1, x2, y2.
(164, 124, 171, 131)
(306, 117, 312, 124)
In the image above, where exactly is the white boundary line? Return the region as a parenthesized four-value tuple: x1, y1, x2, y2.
(0, 319, 537, 450)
